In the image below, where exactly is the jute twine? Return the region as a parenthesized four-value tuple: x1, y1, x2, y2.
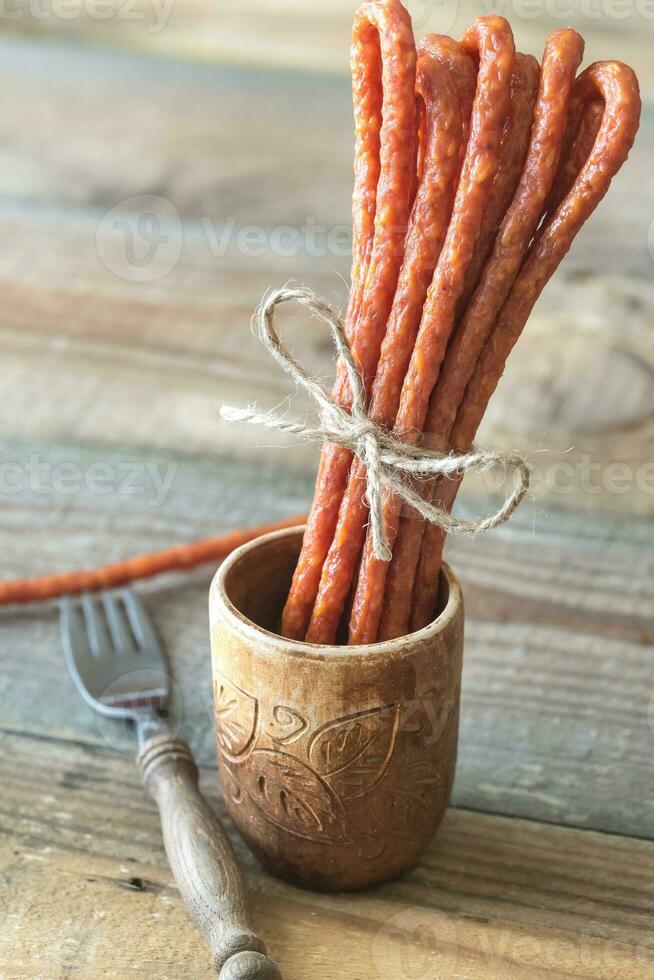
(220, 286, 531, 561)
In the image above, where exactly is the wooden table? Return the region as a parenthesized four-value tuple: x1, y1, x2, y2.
(0, 5, 652, 977)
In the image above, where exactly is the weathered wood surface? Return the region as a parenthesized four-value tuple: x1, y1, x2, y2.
(1, 438, 651, 838)
(0, 16, 652, 979)
(5, 0, 654, 102)
(137, 733, 279, 975)
(209, 529, 464, 891)
(0, 38, 652, 517)
(1, 733, 653, 980)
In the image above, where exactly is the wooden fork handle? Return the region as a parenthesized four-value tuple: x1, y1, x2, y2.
(138, 733, 282, 980)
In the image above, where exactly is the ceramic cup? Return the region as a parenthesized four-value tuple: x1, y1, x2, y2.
(209, 525, 464, 892)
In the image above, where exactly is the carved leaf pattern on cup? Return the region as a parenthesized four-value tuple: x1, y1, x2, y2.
(214, 672, 258, 759)
(267, 704, 309, 745)
(399, 690, 455, 749)
(354, 837, 388, 863)
(238, 749, 349, 843)
(219, 758, 243, 806)
(373, 755, 447, 837)
(308, 704, 400, 800)
(374, 701, 459, 840)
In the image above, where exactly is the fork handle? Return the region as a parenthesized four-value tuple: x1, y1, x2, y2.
(138, 733, 282, 980)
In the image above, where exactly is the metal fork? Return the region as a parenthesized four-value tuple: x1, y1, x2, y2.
(61, 589, 281, 980)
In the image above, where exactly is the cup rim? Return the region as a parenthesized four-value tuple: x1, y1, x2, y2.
(210, 524, 462, 662)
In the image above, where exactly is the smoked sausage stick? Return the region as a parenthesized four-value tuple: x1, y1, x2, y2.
(380, 28, 584, 639)
(305, 36, 476, 643)
(348, 15, 516, 645)
(409, 60, 641, 632)
(281, 0, 416, 639)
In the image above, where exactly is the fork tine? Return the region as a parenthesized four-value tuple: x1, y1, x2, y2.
(102, 591, 134, 655)
(81, 592, 112, 659)
(60, 595, 92, 664)
(121, 589, 162, 658)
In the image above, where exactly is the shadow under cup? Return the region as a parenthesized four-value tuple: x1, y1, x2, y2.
(209, 525, 464, 891)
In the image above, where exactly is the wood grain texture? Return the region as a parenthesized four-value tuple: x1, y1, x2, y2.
(0, 38, 651, 514)
(1, 216, 652, 513)
(210, 529, 463, 891)
(2, 0, 654, 104)
(0, 18, 652, 976)
(0, 440, 651, 838)
(1, 732, 653, 980)
(137, 733, 281, 978)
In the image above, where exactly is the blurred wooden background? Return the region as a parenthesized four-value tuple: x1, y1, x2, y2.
(0, 0, 652, 514)
(0, 4, 652, 978)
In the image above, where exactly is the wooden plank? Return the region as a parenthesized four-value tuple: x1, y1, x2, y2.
(0, 38, 651, 514)
(4, 1, 654, 104)
(0, 215, 653, 515)
(0, 21, 650, 976)
(2, 264, 652, 519)
(0, 38, 354, 226)
(3, 258, 653, 517)
(0, 36, 648, 257)
(0, 439, 651, 838)
(0, 18, 651, 846)
(1, 732, 652, 980)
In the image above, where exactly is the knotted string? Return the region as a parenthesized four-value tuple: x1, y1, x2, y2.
(220, 286, 531, 560)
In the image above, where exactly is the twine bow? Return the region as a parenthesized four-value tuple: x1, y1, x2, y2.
(220, 286, 531, 561)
